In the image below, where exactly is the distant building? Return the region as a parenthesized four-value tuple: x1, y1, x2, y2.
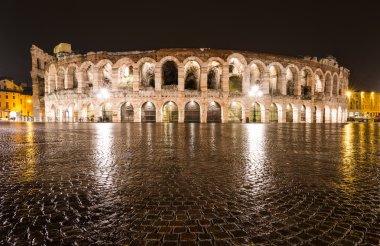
(0, 78, 33, 121)
(347, 91, 380, 120)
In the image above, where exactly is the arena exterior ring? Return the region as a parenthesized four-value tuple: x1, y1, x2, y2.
(31, 44, 349, 123)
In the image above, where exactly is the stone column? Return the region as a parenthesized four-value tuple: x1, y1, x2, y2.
(178, 108, 184, 123)
(200, 65, 208, 92)
(76, 71, 83, 93)
(261, 72, 270, 95)
(133, 65, 140, 92)
(221, 65, 229, 92)
(92, 70, 100, 91)
(242, 67, 250, 94)
(111, 67, 119, 91)
(155, 65, 162, 91)
(178, 64, 184, 92)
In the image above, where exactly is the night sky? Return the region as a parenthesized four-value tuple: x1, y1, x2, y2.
(1, 0, 379, 91)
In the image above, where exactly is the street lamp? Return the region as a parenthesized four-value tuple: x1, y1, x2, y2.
(97, 88, 110, 100)
(249, 85, 263, 122)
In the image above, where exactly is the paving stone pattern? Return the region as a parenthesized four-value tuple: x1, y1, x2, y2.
(0, 122, 380, 245)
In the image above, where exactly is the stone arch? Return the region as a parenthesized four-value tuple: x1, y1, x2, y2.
(268, 62, 285, 95)
(120, 102, 134, 122)
(314, 69, 325, 93)
(285, 103, 296, 122)
(49, 104, 57, 122)
(269, 103, 280, 123)
(228, 56, 245, 92)
(207, 101, 222, 123)
(114, 57, 135, 89)
(136, 58, 156, 88)
(228, 101, 244, 123)
(300, 67, 314, 98)
(57, 67, 65, 90)
(207, 59, 223, 90)
(226, 53, 248, 67)
(184, 100, 201, 123)
(48, 64, 57, 93)
(162, 101, 179, 122)
(249, 102, 265, 123)
(141, 101, 156, 122)
(79, 61, 95, 88)
(285, 64, 299, 96)
(312, 105, 319, 123)
(95, 59, 113, 88)
(249, 60, 266, 88)
(160, 56, 180, 87)
(300, 104, 307, 122)
(324, 71, 332, 95)
(98, 102, 113, 122)
(332, 73, 339, 96)
(184, 60, 201, 90)
(66, 64, 79, 89)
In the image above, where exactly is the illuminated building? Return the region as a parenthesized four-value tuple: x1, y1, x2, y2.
(31, 44, 349, 123)
(347, 91, 380, 120)
(0, 78, 33, 121)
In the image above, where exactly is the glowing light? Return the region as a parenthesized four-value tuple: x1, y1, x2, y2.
(97, 88, 110, 99)
(27, 99, 32, 103)
(346, 91, 352, 98)
(249, 85, 263, 97)
(9, 111, 17, 118)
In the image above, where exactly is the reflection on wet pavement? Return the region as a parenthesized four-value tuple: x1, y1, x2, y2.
(0, 122, 379, 245)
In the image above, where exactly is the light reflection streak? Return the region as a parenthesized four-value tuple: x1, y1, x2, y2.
(17, 122, 37, 182)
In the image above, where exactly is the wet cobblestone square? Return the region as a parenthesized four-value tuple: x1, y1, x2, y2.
(0, 123, 379, 245)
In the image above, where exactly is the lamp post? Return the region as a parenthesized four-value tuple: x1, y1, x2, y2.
(248, 85, 263, 122)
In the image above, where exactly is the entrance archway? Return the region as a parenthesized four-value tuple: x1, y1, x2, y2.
(286, 104, 293, 122)
(121, 102, 134, 122)
(207, 101, 221, 123)
(87, 104, 95, 122)
(100, 103, 112, 122)
(249, 103, 262, 123)
(269, 103, 278, 122)
(300, 105, 306, 122)
(141, 102, 156, 122)
(162, 101, 179, 122)
(228, 102, 243, 123)
(184, 101, 200, 123)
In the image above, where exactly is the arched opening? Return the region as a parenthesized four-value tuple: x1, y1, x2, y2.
(184, 61, 200, 90)
(332, 75, 338, 96)
(269, 103, 278, 122)
(100, 103, 112, 122)
(141, 62, 155, 88)
(325, 73, 332, 96)
(269, 65, 281, 95)
(36, 59, 41, 69)
(57, 68, 65, 90)
(162, 101, 178, 122)
(314, 74, 323, 93)
(228, 101, 243, 123)
(250, 64, 262, 88)
(207, 61, 222, 90)
(184, 101, 200, 123)
(300, 69, 313, 99)
(286, 104, 293, 122)
(82, 64, 94, 88)
(87, 104, 95, 122)
(285, 67, 296, 96)
(229, 58, 243, 92)
(313, 106, 317, 123)
(207, 101, 221, 123)
(300, 105, 306, 122)
(121, 102, 134, 122)
(141, 102, 156, 122)
(49, 105, 56, 122)
(67, 66, 78, 89)
(162, 61, 178, 87)
(249, 102, 261, 123)
(120, 65, 133, 89)
(101, 63, 112, 88)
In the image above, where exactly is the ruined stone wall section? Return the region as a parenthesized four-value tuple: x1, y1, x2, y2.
(39, 48, 349, 123)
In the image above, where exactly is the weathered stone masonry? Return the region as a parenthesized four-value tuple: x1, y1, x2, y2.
(31, 45, 349, 123)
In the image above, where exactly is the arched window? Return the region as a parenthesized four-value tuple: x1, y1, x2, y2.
(162, 61, 178, 87)
(229, 58, 243, 92)
(207, 61, 221, 90)
(184, 61, 200, 90)
(141, 62, 155, 88)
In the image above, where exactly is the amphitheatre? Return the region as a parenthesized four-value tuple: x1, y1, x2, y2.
(30, 44, 349, 123)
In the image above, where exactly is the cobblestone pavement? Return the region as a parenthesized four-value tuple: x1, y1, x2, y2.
(0, 122, 380, 245)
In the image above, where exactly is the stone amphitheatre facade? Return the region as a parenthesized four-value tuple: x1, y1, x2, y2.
(30, 45, 349, 123)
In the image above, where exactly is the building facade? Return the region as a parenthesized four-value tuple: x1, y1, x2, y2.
(347, 91, 380, 120)
(31, 44, 350, 123)
(0, 78, 33, 121)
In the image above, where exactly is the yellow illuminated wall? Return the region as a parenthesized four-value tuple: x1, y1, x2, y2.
(0, 79, 33, 120)
(347, 91, 380, 118)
